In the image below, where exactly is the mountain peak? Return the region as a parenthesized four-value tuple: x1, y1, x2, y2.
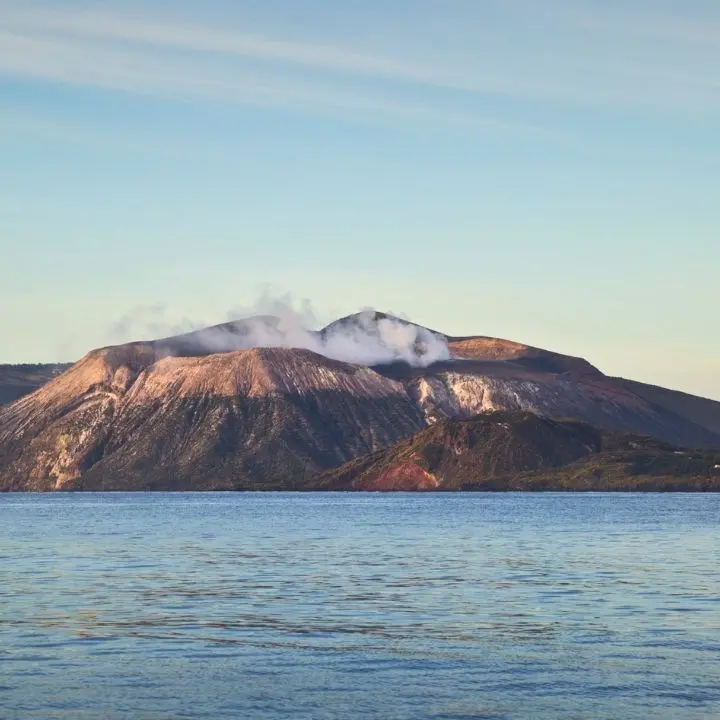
(321, 310, 442, 337)
(3, 310, 720, 492)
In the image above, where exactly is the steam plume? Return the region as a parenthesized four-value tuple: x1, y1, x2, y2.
(110, 292, 450, 368)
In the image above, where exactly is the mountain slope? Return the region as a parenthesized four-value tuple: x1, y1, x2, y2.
(400, 369, 720, 449)
(0, 346, 425, 491)
(617, 378, 720, 438)
(0, 364, 72, 406)
(2, 312, 720, 491)
(313, 411, 720, 491)
(447, 336, 602, 378)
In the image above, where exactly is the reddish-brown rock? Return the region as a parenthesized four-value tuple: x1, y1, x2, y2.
(356, 460, 440, 491)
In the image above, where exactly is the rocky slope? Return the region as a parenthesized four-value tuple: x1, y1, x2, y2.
(615, 378, 720, 438)
(380, 363, 719, 449)
(1, 312, 719, 491)
(313, 411, 720, 492)
(0, 343, 425, 491)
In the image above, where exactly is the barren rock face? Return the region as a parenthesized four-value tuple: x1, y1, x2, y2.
(0, 346, 426, 491)
(355, 462, 440, 491)
(1, 314, 719, 491)
(314, 411, 720, 492)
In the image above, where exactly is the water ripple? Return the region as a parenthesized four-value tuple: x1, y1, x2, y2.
(0, 492, 719, 719)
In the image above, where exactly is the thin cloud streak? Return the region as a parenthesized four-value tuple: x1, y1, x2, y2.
(0, 1, 718, 118)
(0, 30, 538, 135)
(1, 7, 412, 79)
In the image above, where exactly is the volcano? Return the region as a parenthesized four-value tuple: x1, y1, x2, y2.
(1, 312, 719, 491)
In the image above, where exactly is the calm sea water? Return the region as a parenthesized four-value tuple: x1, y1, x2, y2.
(1, 493, 718, 720)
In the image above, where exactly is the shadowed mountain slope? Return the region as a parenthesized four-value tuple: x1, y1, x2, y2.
(0, 364, 72, 406)
(617, 378, 720, 438)
(313, 411, 720, 492)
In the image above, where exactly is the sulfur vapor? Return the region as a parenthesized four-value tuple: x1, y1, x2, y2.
(113, 294, 451, 368)
(184, 309, 449, 368)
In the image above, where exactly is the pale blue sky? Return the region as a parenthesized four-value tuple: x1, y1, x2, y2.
(1, 0, 718, 398)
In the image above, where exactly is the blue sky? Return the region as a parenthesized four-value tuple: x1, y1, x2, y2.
(1, 0, 719, 398)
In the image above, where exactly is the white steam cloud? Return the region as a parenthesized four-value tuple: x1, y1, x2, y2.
(110, 292, 451, 368)
(323, 313, 450, 367)
(214, 308, 450, 367)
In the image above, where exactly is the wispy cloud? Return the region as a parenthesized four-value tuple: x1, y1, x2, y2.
(0, 17, 514, 132)
(0, 0, 718, 123)
(1, 6, 414, 79)
(0, 31, 529, 136)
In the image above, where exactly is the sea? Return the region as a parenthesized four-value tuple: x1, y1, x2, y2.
(1, 492, 718, 720)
